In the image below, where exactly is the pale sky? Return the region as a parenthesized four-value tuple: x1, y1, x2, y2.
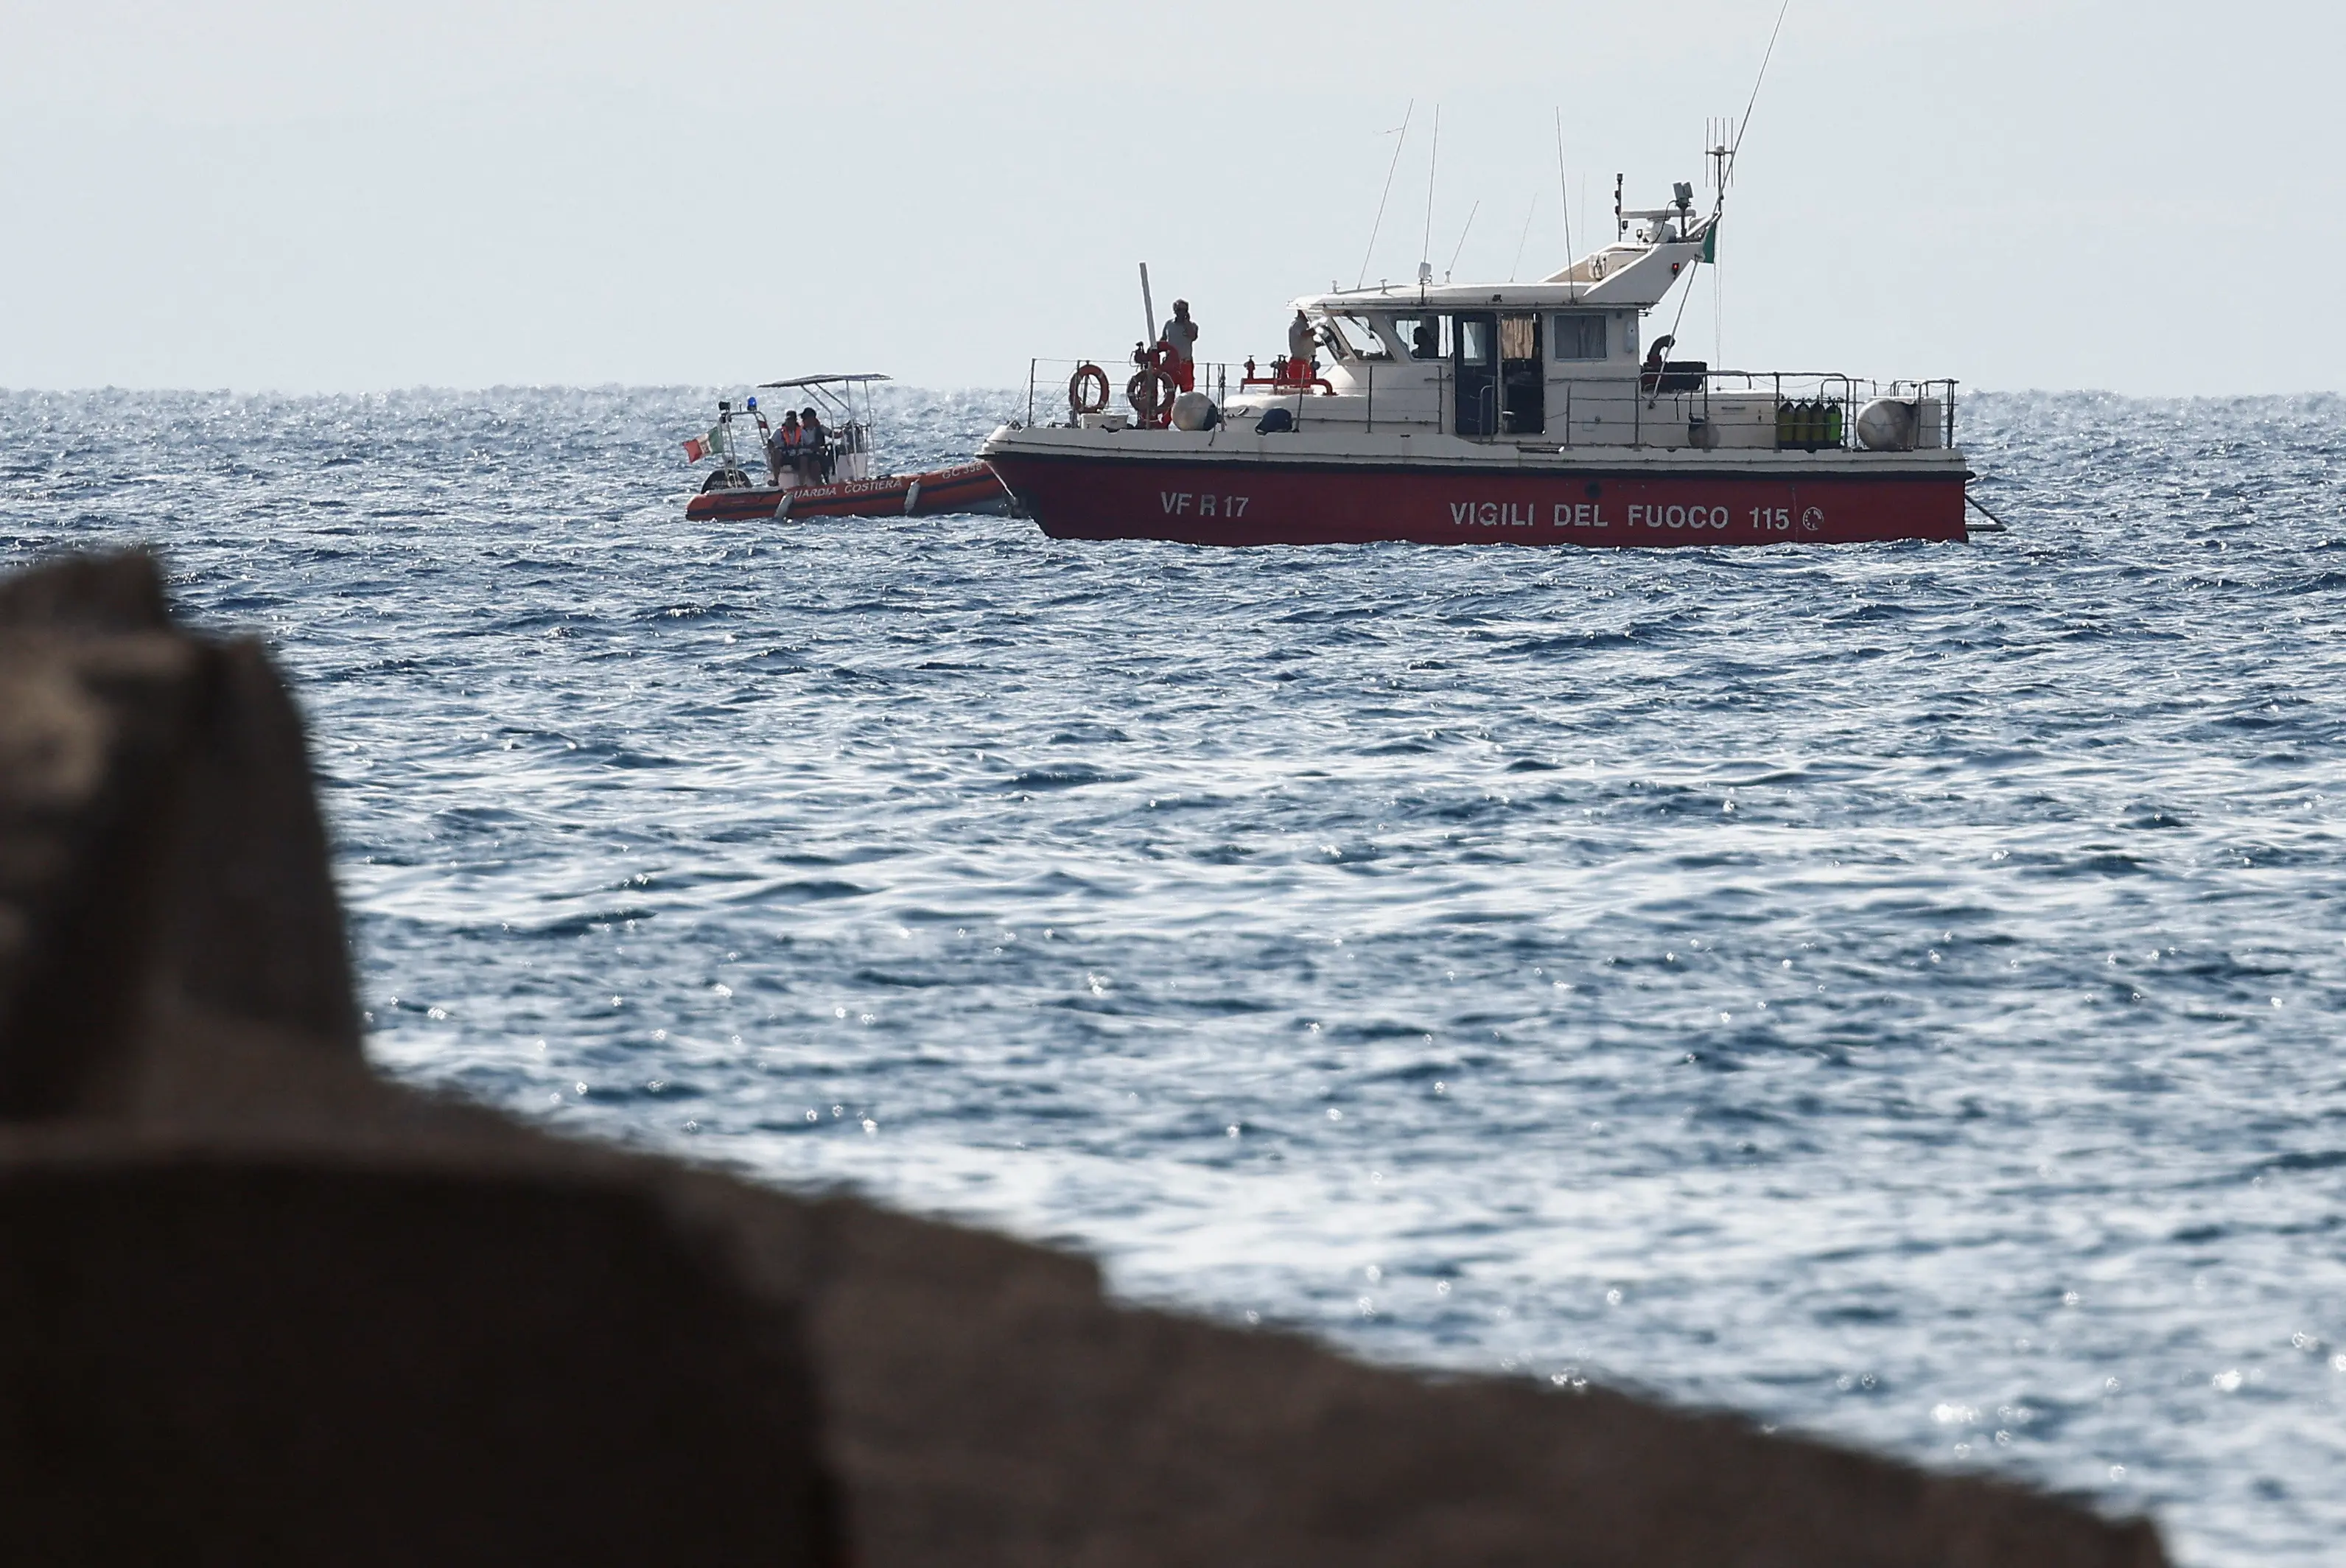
(1, 0, 2336, 395)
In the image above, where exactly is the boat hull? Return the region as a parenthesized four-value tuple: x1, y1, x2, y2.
(984, 447, 1970, 548)
(684, 461, 1009, 522)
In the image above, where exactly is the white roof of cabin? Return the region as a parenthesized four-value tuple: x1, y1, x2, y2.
(1298, 234, 1706, 315)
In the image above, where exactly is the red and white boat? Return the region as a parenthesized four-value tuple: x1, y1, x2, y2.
(983, 175, 1985, 549)
(683, 373, 1010, 522)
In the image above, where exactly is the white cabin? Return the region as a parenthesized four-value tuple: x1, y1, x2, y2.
(1231, 206, 1774, 449)
(1017, 186, 1954, 458)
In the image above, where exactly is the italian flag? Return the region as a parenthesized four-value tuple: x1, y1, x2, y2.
(681, 424, 724, 463)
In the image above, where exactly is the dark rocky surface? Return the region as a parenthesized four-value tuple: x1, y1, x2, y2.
(0, 549, 2170, 1566)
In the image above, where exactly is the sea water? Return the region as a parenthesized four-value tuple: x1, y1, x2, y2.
(4, 385, 2342, 1564)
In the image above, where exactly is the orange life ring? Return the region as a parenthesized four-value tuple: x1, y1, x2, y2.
(1068, 363, 1110, 416)
(1125, 367, 1174, 423)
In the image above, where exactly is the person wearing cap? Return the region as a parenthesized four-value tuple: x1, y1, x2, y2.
(1160, 298, 1200, 393)
(1286, 308, 1316, 383)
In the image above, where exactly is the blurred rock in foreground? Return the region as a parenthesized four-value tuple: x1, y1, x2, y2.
(0, 550, 2167, 1567)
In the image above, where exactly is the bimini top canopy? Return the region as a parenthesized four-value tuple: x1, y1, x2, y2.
(759, 373, 893, 389)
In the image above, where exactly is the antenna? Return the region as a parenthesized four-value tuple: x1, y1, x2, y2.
(1704, 118, 1735, 362)
(1509, 192, 1538, 282)
(1554, 109, 1577, 300)
(1706, 116, 1738, 209)
(1718, 0, 1792, 223)
(1357, 101, 1413, 290)
(1421, 105, 1441, 271)
(1614, 173, 1625, 240)
(1446, 200, 1479, 281)
(1653, 1, 1794, 396)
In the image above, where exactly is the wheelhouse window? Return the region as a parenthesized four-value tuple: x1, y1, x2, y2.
(1390, 315, 1444, 360)
(1552, 313, 1606, 361)
(1324, 315, 1377, 360)
(1456, 317, 1494, 366)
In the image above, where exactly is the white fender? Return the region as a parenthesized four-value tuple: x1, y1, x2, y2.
(903, 478, 922, 515)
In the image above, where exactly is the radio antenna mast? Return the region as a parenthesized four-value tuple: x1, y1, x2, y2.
(1718, 0, 1791, 221)
(1509, 192, 1538, 282)
(1357, 101, 1413, 290)
(1657, 0, 1793, 396)
(1421, 105, 1441, 274)
(1445, 200, 1478, 281)
(1706, 118, 1738, 204)
(1554, 109, 1577, 300)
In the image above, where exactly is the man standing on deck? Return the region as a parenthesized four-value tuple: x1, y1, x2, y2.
(1286, 308, 1317, 381)
(1161, 298, 1199, 393)
(799, 407, 828, 483)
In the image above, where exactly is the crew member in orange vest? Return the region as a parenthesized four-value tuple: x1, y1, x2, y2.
(770, 410, 802, 484)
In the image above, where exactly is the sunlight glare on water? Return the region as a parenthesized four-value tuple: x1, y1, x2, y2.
(5, 385, 2345, 1565)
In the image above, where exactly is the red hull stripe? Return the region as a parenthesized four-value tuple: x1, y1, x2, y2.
(986, 453, 1969, 548)
(684, 463, 1008, 522)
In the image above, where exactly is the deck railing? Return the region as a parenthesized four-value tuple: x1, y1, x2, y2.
(1023, 354, 1438, 433)
(1678, 372, 1963, 452)
(1021, 355, 1960, 452)
(1025, 357, 1245, 428)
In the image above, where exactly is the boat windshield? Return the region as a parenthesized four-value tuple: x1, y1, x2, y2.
(1323, 315, 1381, 360)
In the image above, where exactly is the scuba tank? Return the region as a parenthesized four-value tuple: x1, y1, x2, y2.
(1773, 399, 1847, 451)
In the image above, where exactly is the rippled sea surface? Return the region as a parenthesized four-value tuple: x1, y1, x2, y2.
(5, 385, 2344, 1563)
